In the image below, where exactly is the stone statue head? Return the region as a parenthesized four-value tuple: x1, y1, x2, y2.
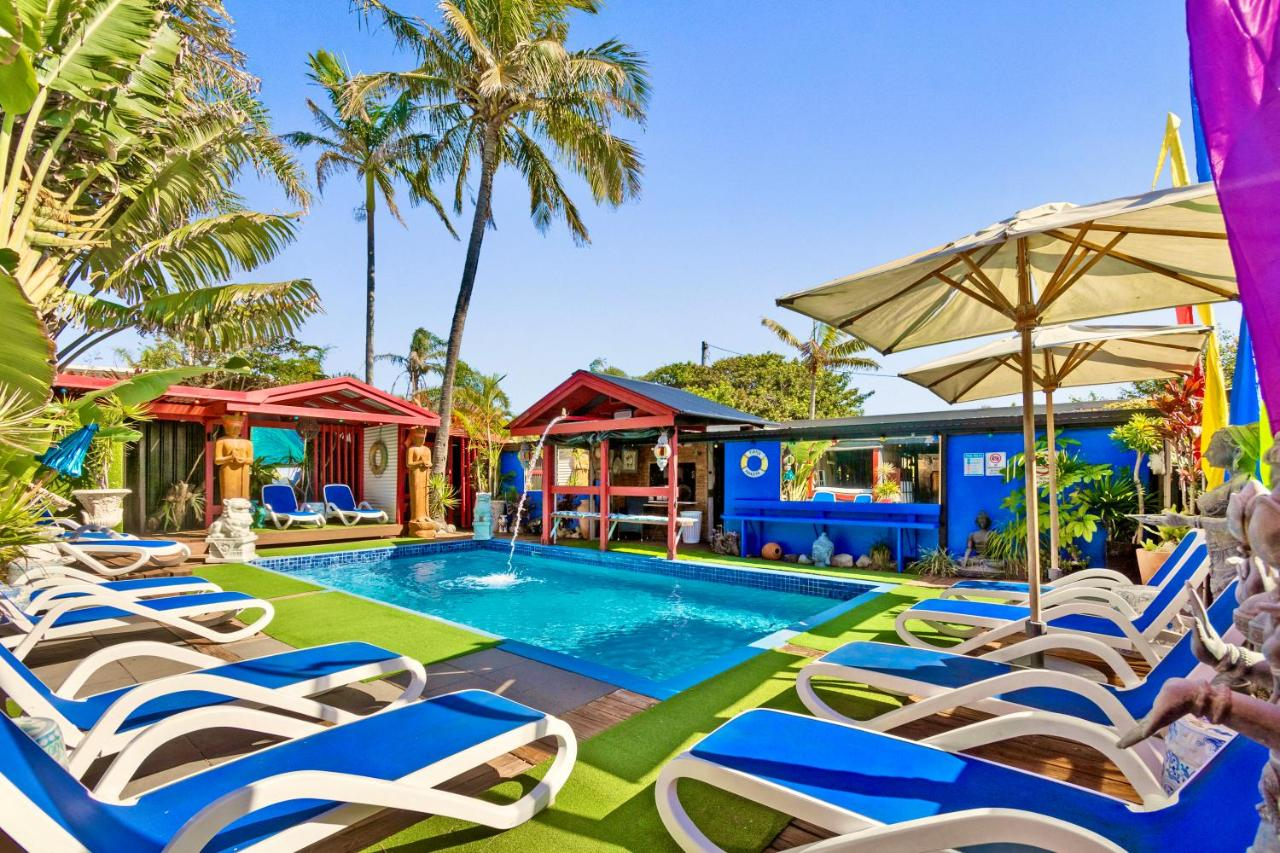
(408, 426, 428, 446)
(975, 510, 991, 531)
(1203, 428, 1243, 472)
(220, 413, 246, 438)
(1267, 430, 1280, 492)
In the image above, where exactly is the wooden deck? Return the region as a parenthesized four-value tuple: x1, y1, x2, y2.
(167, 525, 472, 558)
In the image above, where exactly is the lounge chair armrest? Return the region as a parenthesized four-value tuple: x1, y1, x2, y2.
(1051, 568, 1132, 588)
(54, 641, 224, 698)
(1039, 586, 1140, 619)
(921, 711, 1168, 805)
(167, 716, 578, 849)
(74, 673, 364, 781)
(979, 634, 1143, 686)
(797, 810, 1120, 852)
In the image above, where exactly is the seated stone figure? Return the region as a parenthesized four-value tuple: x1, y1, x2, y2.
(959, 511, 1004, 572)
(1198, 427, 1255, 517)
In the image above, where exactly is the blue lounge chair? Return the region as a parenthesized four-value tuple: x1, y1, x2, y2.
(55, 536, 191, 575)
(813, 491, 836, 502)
(656, 707, 1263, 852)
(896, 541, 1211, 665)
(323, 483, 389, 526)
(0, 637, 425, 777)
(941, 529, 1201, 604)
(852, 492, 873, 503)
(17, 571, 222, 614)
(798, 580, 1238, 741)
(0, 689, 577, 851)
(0, 586, 273, 660)
(262, 483, 326, 529)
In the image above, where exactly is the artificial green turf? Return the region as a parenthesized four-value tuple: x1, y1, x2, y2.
(262, 591, 497, 665)
(256, 537, 422, 557)
(788, 580, 956, 653)
(552, 537, 919, 584)
(196, 563, 323, 599)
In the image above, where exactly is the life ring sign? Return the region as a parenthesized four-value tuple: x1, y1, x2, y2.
(368, 439, 389, 476)
(740, 448, 769, 478)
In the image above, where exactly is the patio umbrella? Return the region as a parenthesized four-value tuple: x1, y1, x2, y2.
(777, 182, 1237, 628)
(900, 323, 1211, 574)
(34, 423, 99, 479)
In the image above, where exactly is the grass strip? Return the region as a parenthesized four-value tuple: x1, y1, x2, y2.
(196, 563, 323, 600)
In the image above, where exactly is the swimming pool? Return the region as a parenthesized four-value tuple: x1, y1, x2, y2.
(256, 541, 884, 697)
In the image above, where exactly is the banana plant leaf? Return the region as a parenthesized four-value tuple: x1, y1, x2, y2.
(0, 249, 53, 408)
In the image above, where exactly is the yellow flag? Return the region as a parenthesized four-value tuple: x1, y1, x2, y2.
(1154, 114, 1230, 487)
(1262, 400, 1274, 486)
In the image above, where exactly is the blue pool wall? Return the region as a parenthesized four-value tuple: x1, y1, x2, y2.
(723, 425, 1141, 568)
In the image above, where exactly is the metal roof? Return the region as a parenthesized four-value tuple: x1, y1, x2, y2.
(679, 399, 1147, 443)
(588, 373, 770, 426)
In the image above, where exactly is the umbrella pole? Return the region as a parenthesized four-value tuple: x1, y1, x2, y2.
(1046, 386, 1060, 579)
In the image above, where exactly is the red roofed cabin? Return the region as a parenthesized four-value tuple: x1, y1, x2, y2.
(53, 373, 477, 534)
(507, 370, 767, 559)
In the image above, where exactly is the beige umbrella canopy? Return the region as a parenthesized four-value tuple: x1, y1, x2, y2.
(901, 323, 1211, 574)
(777, 183, 1237, 628)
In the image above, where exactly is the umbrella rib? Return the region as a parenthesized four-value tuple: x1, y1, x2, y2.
(1037, 225, 1092, 312)
(957, 249, 1017, 315)
(922, 359, 987, 390)
(934, 271, 1006, 314)
(1085, 224, 1228, 239)
(952, 357, 1009, 402)
(881, 289, 960, 353)
(1037, 232, 1128, 314)
(839, 256, 966, 327)
(1043, 229, 1236, 299)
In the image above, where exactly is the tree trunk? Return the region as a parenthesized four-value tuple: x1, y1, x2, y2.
(431, 125, 499, 488)
(1132, 453, 1145, 545)
(808, 370, 818, 420)
(364, 172, 377, 385)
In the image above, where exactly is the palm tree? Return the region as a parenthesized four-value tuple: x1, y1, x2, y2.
(761, 318, 879, 419)
(454, 371, 511, 495)
(286, 50, 456, 385)
(1, 0, 323, 367)
(377, 327, 447, 399)
(355, 0, 649, 479)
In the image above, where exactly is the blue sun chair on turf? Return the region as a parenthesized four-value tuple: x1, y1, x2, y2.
(895, 540, 1211, 666)
(0, 636, 425, 778)
(9, 566, 222, 613)
(323, 483, 389, 526)
(0, 585, 273, 661)
(656, 707, 1264, 852)
(262, 483, 326, 530)
(0, 689, 577, 852)
(54, 537, 191, 575)
(798, 580, 1238, 747)
(940, 529, 1202, 604)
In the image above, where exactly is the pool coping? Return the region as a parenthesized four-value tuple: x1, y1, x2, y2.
(250, 539, 892, 700)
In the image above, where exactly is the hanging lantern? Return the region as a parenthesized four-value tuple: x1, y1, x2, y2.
(653, 431, 671, 472)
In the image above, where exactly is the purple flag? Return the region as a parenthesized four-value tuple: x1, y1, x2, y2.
(1187, 0, 1280, 433)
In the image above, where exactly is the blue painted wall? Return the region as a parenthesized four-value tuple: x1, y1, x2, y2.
(945, 425, 1144, 567)
(500, 450, 540, 517)
(723, 439, 939, 561)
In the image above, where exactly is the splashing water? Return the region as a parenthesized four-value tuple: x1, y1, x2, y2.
(507, 412, 567, 572)
(443, 571, 541, 590)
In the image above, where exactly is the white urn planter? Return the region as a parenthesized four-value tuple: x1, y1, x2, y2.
(71, 488, 131, 528)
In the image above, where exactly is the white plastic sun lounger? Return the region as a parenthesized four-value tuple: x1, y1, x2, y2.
(941, 529, 1202, 604)
(896, 540, 1211, 665)
(56, 537, 191, 575)
(0, 585, 273, 660)
(0, 637, 425, 777)
(263, 483, 326, 529)
(656, 708, 1263, 853)
(798, 580, 1238, 744)
(0, 689, 577, 852)
(9, 560, 221, 607)
(323, 483, 389, 526)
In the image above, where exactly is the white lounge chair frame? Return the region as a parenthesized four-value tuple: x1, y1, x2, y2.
(323, 484, 389, 526)
(56, 538, 191, 575)
(0, 585, 273, 660)
(656, 711, 1171, 853)
(0, 691, 578, 852)
(262, 484, 327, 530)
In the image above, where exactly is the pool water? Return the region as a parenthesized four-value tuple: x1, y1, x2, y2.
(270, 547, 869, 688)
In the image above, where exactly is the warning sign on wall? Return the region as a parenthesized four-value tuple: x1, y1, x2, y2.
(963, 453, 984, 476)
(985, 451, 1007, 476)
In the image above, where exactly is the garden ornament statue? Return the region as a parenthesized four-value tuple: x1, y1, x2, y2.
(205, 497, 257, 564)
(1197, 428, 1254, 517)
(214, 414, 253, 501)
(405, 427, 441, 538)
(1120, 471, 1280, 852)
(811, 532, 834, 568)
(959, 510, 1003, 574)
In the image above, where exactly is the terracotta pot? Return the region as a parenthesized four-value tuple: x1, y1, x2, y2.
(1135, 545, 1174, 583)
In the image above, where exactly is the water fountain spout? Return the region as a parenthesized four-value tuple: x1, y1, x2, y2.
(507, 413, 567, 571)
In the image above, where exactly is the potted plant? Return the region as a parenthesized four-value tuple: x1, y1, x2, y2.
(1136, 524, 1189, 582)
(454, 372, 512, 517)
(1076, 475, 1140, 580)
(67, 396, 148, 528)
(872, 463, 901, 503)
(1109, 414, 1162, 541)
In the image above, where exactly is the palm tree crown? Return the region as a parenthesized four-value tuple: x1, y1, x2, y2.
(356, 0, 649, 480)
(761, 318, 878, 418)
(286, 49, 455, 384)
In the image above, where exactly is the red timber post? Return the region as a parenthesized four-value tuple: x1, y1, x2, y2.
(540, 439, 554, 545)
(599, 438, 610, 551)
(203, 419, 216, 528)
(666, 428, 679, 560)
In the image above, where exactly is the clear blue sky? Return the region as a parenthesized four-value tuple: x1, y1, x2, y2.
(105, 0, 1240, 414)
